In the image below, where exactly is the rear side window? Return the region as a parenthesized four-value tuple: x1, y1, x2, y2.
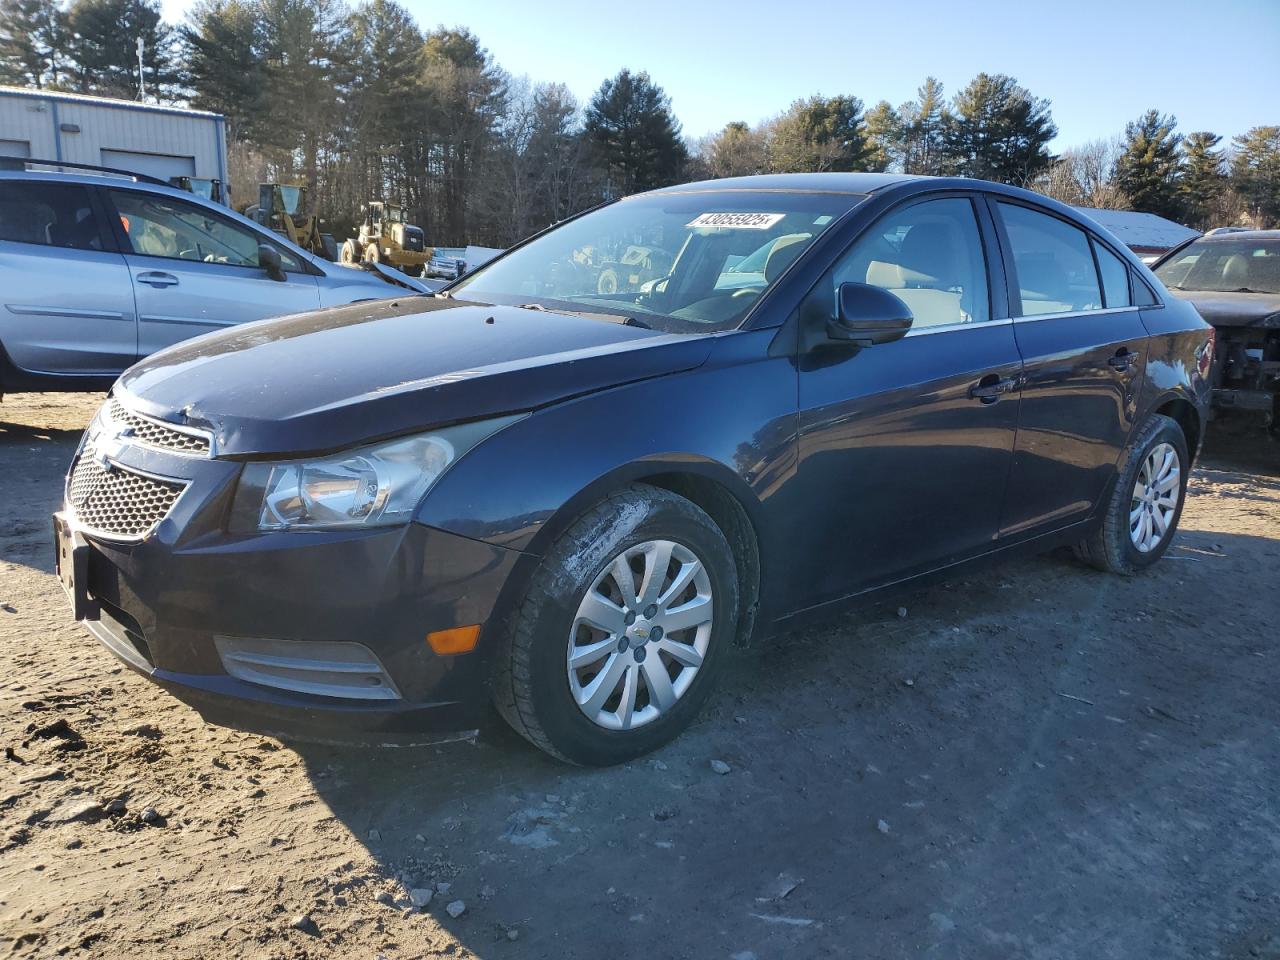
(998, 202, 1102, 316)
(0, 182, 103, 250)
(1093, 240, 1132, 308)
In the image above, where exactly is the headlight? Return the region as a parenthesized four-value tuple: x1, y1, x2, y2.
(231, 415, 522, 531)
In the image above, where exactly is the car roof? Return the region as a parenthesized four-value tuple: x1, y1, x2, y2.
(0, 167, 205, 201)
(647, 172, 920, 196)
(1196, 229, 1280, 242)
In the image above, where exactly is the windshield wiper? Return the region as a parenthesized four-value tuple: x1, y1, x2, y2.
(1229, 287, 1263, 294)
(517, 301, 649, 328)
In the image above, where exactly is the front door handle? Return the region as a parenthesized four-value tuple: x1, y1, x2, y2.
(136, 271, 179, 288)
(969, 375, 1019, 404)
(1108, 348, 1138, 372)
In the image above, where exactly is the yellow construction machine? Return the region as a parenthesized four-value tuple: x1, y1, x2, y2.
(340, 201, 432, 277)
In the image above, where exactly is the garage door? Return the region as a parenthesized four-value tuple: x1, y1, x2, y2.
(100, 149, 195, 181)
(0, 139, 31, 158)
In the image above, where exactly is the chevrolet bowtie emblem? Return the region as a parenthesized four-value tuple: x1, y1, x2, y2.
(91, 421, 134, 471)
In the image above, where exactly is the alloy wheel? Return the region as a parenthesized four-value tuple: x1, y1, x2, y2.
(1129, 442, 1181, 553)
(566, 539, 713, 730)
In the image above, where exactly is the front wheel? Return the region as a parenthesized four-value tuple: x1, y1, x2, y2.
(492, 485, 739, 765)
(339, 239, 358, 264)
(1075, 413, 1189, 575)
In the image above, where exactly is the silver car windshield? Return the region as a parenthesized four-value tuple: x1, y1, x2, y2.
(1155, 238, 1280, 294)
(450, 190, 862, 332)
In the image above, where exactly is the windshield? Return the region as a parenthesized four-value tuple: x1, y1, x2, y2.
(279, 186, 304, 216)
(1155, 238, 1280, 294)
(450, 190, 861, 332)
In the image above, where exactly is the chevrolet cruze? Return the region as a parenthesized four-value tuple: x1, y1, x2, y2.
(55, 173, 1213, 765)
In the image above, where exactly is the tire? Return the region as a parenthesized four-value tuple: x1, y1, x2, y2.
(1074, 414, 1189, 575)
(403, 263, 424, 278)
(339, 239, 358, 264)
(364, 243, 382, 265)
(492, 484, 739, 765)
(596, 267, 619, 295)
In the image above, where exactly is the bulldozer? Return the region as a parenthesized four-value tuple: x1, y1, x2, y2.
(245, 184, 337, 260)
(340, 202, 431, 277)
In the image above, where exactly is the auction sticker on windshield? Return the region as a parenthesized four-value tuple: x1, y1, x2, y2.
(687, 212, 786, 230)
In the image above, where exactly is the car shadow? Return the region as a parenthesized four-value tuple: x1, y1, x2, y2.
(271, 522, 1280, 958)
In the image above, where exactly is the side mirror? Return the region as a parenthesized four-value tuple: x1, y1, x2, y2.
(258, 243, 286, 282)
(829, 282, 913, 346)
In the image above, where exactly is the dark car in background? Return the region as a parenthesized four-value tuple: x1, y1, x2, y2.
(1153, 230, 1280, 434)
(54, 173, 1212, 765)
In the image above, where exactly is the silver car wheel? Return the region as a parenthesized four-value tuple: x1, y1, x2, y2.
(566, 539, 713, 731)
(1129, 441, 1181, 553)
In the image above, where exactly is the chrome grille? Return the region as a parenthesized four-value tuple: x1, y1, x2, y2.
(66, 455, 185, 540)
(106, 398, 211, 457)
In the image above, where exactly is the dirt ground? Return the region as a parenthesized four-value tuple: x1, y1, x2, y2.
(1, 391, 1278, 960)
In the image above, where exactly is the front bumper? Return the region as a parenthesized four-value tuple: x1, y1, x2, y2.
(57, 428, 527, 743)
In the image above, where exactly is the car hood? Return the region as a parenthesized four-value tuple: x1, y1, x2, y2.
(119, 297, 712, 457)
(1165, 289, 1280, 327)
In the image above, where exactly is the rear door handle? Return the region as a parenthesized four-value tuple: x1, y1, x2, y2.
(969, 376, 1019, 404)
(1108, 348, 1138, 371)
(136, 271, 179, 288)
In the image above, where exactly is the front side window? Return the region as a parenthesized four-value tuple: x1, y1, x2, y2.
(450, 191, 861, 333)
(0, 181, 102, 250)
(1154, 238, 1280, 295)
(109, 190, 302, 272)
(829, 196, 991, 328)
(999, 202, 1102, 316)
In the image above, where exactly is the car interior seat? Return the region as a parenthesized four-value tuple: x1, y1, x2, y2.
(863, 221, 968, 327)
(1221, 254, 1250, 288)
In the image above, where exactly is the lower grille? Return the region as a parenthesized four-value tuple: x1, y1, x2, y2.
(67, 456, 185, 540)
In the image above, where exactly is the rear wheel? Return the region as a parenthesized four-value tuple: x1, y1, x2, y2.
(493, 485, 739, 765)
(403, 263, 424, 278)
(1075, 414, 1189, 575)
(364, 243, 382, 265)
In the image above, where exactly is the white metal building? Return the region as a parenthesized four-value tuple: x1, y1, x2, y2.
(0, 86, 226, 183)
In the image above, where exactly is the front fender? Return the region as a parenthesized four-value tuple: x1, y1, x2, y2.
(414, 328, 797, 568)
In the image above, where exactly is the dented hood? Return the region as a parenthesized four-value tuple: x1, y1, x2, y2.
(1166, 289, 1280, 328)
(118, 297, 711, 457)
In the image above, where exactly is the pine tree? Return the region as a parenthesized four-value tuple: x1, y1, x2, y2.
(66, 0, 176, 98)
(0, 0, 72, 88)
(584, 69, 687, 196)
(1114, 110, 1183, 220)
(1178, 131, 1225, 229)
(1230, 126, 1280, 228)
(254, 0, 350, 193)
(180, 0, 266, 137)
(900, 77, 949, 175)
(768, 95, 873, 173)
(944, 73, 1056, 184)
(344, 0, 424, 211)
(419, 27, 507, 243)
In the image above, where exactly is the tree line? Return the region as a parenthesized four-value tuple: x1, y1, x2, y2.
(2, 0, 1278, 245)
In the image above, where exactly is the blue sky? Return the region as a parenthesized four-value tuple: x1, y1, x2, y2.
(164, 0, 1279, 150)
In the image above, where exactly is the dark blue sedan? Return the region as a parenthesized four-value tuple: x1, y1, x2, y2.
(55, 173, 1213, 765)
